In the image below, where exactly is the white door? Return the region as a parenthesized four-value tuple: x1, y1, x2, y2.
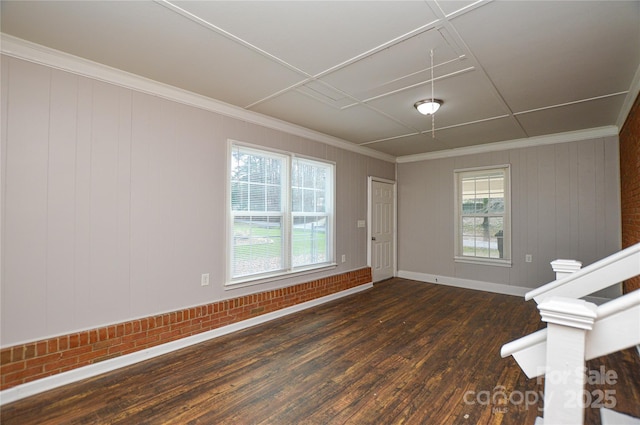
(369, 179, 395, 282)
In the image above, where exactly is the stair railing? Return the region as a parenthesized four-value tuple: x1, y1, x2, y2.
(501, 242, 640, 424)
(526, 243, 640, 304)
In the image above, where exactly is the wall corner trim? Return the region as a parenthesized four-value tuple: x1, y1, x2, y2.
(617, 64, 640, 129)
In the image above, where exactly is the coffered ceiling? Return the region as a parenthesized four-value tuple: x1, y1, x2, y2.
(2, 1, 639, 158)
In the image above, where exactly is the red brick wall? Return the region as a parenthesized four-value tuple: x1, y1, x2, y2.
(0, 268, 371, 391)
(620, 93, 640, 293)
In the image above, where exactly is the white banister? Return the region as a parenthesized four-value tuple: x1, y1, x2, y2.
(586, 289, 640, 360)
(501, 290, 640, 379)
(538, 297, 598, 425)
(503, 244, 640, 424)
(500, 329, 546, 378)
(526, 243, 640, 303)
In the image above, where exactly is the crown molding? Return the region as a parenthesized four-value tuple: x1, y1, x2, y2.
(395, 126, 619, 163)
(0, 33, 396, 163)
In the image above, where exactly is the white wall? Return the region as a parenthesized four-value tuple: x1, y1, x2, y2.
(397, 137, 621, 293)
(0, 55, 395, 346)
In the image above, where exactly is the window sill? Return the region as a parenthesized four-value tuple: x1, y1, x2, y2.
(454, 256, 512, 267)
(225, 263, 338, 290)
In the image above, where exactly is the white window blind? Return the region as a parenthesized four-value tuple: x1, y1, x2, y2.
(455, 166, 511, 265)
(291, 158, 332, 267)
(229, 143, 334, 282)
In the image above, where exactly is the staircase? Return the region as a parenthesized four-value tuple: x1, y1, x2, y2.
(501, 243, 640, 425)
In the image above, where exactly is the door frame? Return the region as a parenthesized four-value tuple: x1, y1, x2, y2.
(367, 176, 397, 281)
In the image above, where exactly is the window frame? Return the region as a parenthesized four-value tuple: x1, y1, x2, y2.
(227, 141, 336, 287)
(454, 164, 512, 267)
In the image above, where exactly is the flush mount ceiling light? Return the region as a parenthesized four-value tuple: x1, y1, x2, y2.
(414, 99, 443, 115)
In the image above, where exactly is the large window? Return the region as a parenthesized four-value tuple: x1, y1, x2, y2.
(229, 143, 334, 283)
(454, 165, 511, 266)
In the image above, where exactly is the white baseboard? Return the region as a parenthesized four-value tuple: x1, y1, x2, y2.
(397, 270, 531, 297)
(396, 271, 614, 305)
(0, 282, 372, 406)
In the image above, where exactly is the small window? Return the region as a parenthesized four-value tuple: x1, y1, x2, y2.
(229, 143, 335, 283)
(454, 165, 511, 266)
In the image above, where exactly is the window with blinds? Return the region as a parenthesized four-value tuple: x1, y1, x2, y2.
(229, 143, 334, 282)
(454, 165, 511, 266)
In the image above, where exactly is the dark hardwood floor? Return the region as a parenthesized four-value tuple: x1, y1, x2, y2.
(2, 278, 639, 424)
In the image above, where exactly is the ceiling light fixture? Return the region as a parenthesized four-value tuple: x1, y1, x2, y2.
(414, 49, 442, 138)
(414, 99, 443, 115)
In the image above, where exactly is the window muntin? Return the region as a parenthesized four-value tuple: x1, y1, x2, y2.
(229, 143, 334, 283)
(455, 166, 511, 265)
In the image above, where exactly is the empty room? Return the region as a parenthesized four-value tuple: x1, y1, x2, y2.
(1, 1, 640, 424)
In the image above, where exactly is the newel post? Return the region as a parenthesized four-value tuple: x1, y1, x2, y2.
(538, 297, 597, 425)
(550, 259, 582, 280)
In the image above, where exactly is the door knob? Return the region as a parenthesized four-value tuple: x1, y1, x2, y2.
(371, 237, 376, 241)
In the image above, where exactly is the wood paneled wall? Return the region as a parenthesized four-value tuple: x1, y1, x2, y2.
(0, 55, 394, 348)
(397, 137, 621, 292)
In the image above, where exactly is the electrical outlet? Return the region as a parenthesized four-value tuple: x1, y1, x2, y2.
(341, 254, 346, 263)
(525, 254, 532, 263)
(201, 273, 210, 286)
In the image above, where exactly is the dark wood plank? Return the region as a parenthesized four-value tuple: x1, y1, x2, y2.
(2, 279, 639, 424)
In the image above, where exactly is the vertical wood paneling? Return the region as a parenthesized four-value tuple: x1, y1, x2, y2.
(2, 59, 50, 343)
(171, 105, 216, 297)
(396, 162, 423, 273)
(117, 88, 132, 313)
(537, 144, 557, 282)
(577, 141, 597, 262)
(569, 142, 580, 259)
(325, 145, 346, 268)
(204, 110, 226, 289)
(524, 145, 543, 286)
(434, 158, 455, 276)
(507, 149, 522, 284)
(74, 77, 94, 328)
(594, 139, 607, 257)
(554, 144, 571, 257)
(355, 154, 367, 265)
(1, 57, 9, 305)
(129, 92, 157, 316)
(86, 81, 128, 326)
(339, 150, 355, 268)
(46, 69, 79, 334)
(397, 137, 621, 290)
(603, 136, 621, 253)
(0, 57, 382, 347)
(149, 99, 180, 312)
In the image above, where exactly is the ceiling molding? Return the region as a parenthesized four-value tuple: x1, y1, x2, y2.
(395, 125, 619, 163)
(0, 33, 396, 163)
(514, 91, 629, 116)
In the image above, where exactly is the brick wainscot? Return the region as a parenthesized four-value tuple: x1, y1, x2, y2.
(1, 268, 372, 391)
